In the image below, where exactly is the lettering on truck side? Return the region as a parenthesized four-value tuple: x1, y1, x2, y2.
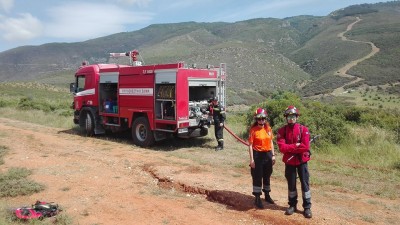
(143, 70, 154, 74)
(119, 88, 154, 96)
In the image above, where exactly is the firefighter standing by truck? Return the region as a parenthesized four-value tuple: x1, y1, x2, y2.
(277, 105, 312, 218)
(248, 108, 276, 209)
(209, 97, 226, 151)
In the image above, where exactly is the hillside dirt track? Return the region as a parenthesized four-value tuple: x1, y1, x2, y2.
(1, 117, 399, 225)
(332, 16, 380, 96)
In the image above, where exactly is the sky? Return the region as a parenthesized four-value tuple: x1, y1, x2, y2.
(0, 0, 388, 52)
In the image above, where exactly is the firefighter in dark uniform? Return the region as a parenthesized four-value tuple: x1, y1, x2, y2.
(209, 97, 226, 151)
(277, 105, 312, 218)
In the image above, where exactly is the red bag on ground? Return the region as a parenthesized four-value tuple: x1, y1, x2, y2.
(14, 200, 59, 220)
(15, 207, 43, 220)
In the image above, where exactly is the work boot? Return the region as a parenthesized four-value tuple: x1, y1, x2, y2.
(265, 194, 275, 204)
(215, 141, 224, 151)
(215, 146, 223, 151)
(254, 195, 264, 209)
(215, 142, 223, 151)
(304, 208, 312, 218)
(285, 206, 296, 215)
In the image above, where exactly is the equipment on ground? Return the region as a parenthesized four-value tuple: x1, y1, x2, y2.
(14, 201, 59, 220)
(70, 50, 226, 147)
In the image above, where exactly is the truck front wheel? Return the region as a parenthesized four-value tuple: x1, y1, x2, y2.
(132, 117, 155, 147)
(82, 111, 95, 136)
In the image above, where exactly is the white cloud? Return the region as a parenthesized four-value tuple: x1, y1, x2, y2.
(0, 13, 43, 41)
(116, 0, 152, 7)
(44, 2, 153, 40)
(0, 0, 13, 13)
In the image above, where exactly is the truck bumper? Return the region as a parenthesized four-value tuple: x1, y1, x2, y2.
(177, 127, 208, 138)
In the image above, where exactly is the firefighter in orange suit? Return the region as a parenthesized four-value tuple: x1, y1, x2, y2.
(248, 108, 276, 209)
(277, 105, 312, 218)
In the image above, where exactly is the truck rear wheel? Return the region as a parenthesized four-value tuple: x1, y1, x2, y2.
(83, 111, 95, 136)
(132, 117, 155, 147)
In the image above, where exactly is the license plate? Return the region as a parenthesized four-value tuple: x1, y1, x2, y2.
(189, 119, 198, 126)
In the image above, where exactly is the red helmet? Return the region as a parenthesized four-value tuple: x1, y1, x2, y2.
(284, 105, 299, 117)
(255, 108, 267, 118)
(208, 96, 218, 103)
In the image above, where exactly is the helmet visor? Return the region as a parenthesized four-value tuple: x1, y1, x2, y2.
(255, 113, 267, 119)
(285, 108, 297, 115)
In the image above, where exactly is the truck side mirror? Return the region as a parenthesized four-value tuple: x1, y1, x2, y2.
(70, 82, 76, 93)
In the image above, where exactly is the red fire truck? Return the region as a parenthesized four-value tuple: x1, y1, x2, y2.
(70, 50, 226, 147)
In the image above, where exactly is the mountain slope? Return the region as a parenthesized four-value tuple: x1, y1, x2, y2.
(1, 1, 400, 102)
(290, 2, 400, 96)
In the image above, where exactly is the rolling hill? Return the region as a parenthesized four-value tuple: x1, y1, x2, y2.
(0, 1, 399, 104)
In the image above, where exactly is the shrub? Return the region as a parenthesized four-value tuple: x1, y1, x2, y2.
(245, 92, 351, 146)
(393, 161, 400, 170)
(341, 106, 362, 123)
(302, 102, 350, 145)
(0, 145, 8, 166)
(17, 97, 43, 111)
(16, 97, 70, 113)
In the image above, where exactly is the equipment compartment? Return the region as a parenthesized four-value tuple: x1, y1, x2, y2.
(155, 84, 176, 120)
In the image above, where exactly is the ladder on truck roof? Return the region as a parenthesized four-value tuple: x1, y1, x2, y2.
(217, 63, 227, 108)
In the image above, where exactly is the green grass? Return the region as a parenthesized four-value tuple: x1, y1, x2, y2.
(338, 87, 400, 110)
(0, 107, 73, 129)
(0, 145, 8, 165)
(0, 82, 73, 129)
(309, 124, 400, 199)
(0, 168, 45, 197)
(321, 125, 400, 167)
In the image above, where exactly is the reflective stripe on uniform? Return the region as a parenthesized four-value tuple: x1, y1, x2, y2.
(263, 185, 271, 192)
(289, 190, 297, 198)
(303, 190, 311, 199)
(253, 186, 262, 193)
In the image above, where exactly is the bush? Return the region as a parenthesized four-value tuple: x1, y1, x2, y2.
(244, 91, 302, 129)
(17, 97, 69, 113)
(393, 161, 400, 170)
(0, 99, 13, 108)
(244, 92, 351, 146)
(0, 145, 8, 166)
(341, 106, 362, 123)
(17, 97, 41, 111)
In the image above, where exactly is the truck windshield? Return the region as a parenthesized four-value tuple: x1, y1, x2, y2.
(77, 76, 86, 92)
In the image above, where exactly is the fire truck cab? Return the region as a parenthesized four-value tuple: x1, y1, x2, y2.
(70, 50, 226, 147)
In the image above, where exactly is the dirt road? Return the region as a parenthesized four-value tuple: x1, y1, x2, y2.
(1, 118, 398, 224)
(332, 17, 380, 95)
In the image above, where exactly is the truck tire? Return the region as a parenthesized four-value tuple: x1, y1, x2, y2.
(83, 111, 95, 136)
(132, 117, 155, 147)
(200, 127, 208, 136)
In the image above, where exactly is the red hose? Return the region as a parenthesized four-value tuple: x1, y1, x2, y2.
(224, 125, 249, 146)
